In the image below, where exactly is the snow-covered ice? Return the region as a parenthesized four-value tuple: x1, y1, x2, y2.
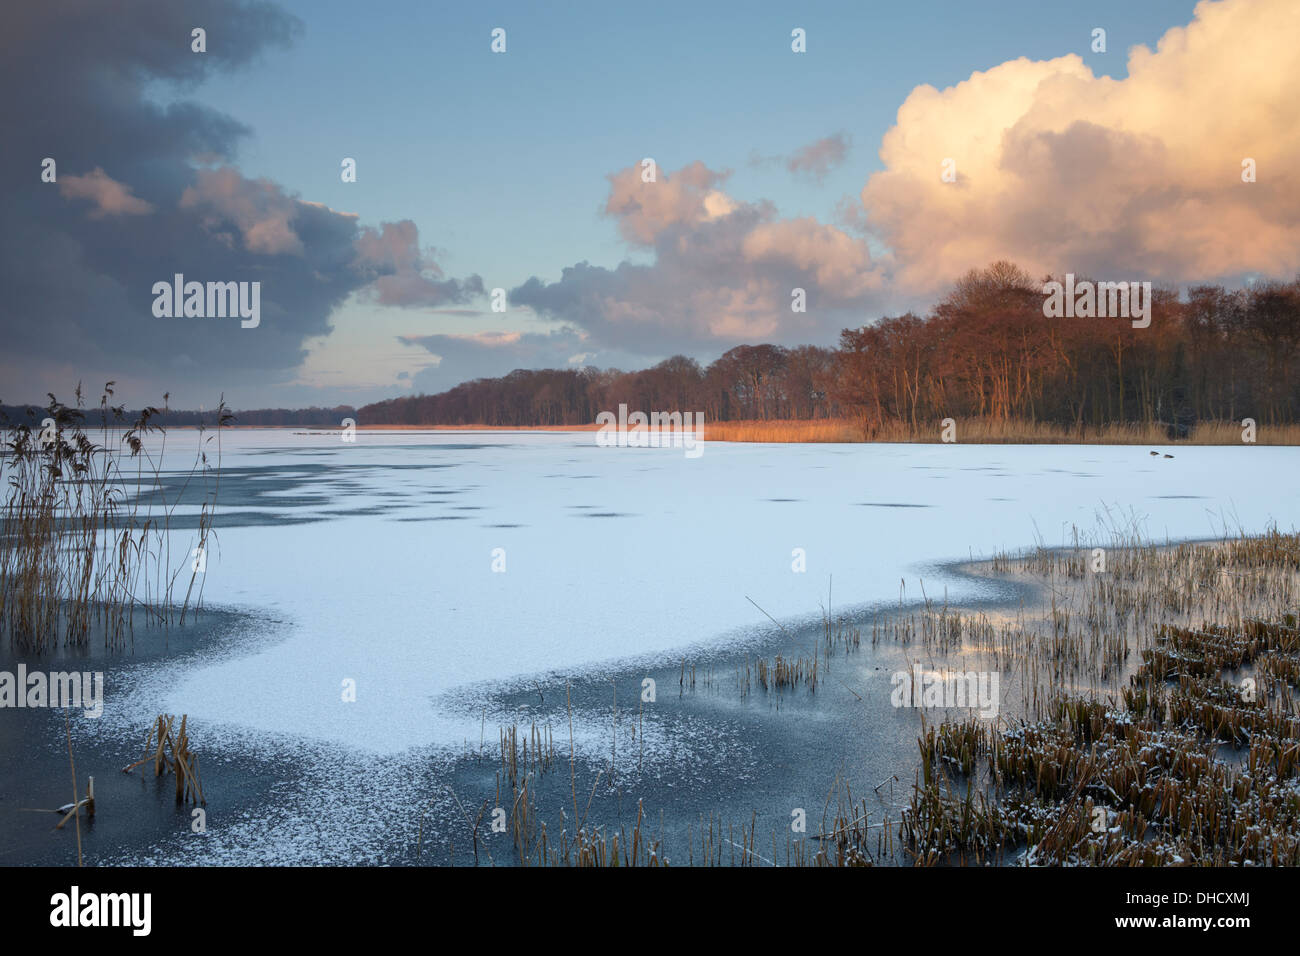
(116, 430, 1300, 754)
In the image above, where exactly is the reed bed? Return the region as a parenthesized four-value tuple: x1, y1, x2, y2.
(884, 524, 1300, 718)
(701, 419, 859, 443)
(734, 615, 863, 697)
(903, 611, 1300, 866)
(731, 604, 861, 698)
(0, 384, 230, 650)
(700, 416, 1300, 445)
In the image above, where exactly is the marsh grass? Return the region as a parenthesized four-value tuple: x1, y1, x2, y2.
(731, 595, 863, 698)
(0, 383, 231, 650)
(902, 533, 1300, 866)
(702, 419, 859, 443)
(701, 417, 1300, 445)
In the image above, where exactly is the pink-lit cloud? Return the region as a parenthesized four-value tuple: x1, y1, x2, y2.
(60, 168, 154, 218)
(859, 0, 1300, 293)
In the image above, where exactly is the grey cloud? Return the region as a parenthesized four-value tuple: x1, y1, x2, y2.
(0, 0, 475, 405)
(401, 328, 646, 394)
(786, 133, 851, 183)
(353, 222, 485, 308)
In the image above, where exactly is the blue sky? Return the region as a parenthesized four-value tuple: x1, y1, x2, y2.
(14, 0, 1293, 411)
(193, 0, 1198, 295)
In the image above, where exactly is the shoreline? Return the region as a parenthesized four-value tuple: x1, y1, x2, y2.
(9, 531, 1289, 866)
(13, 416, 1300, 445)
(128, 419, 1300, 447)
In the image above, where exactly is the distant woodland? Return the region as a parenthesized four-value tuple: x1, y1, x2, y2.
(357, 262, 1300, 436)
(0, 402, 355, 429)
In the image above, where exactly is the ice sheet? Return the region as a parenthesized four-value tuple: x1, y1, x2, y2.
(113, 430, 1300, 753)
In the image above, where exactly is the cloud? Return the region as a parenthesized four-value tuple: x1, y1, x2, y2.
(858, 0, 1300, 293)
(604, 160, 738, 246)
(747, 133, 852, 184)
(352, 220, 484, 307)
(786, 133, 851, 183)
(0, 0, 477, 406)
(400, 327, 646, 393)
(59, 168, 155, 218)
(180, 166, 308, 255)
(511, 162, 883, 357)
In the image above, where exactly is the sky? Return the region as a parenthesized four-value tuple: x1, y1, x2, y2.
(4, 0, 1296, 411)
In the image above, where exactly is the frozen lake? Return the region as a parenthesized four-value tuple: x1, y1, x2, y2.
(110, 430, 1299, 755)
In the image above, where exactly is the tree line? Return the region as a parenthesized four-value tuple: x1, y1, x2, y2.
(356, 345, 840, 428)
(358, 262, 1300, 435)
